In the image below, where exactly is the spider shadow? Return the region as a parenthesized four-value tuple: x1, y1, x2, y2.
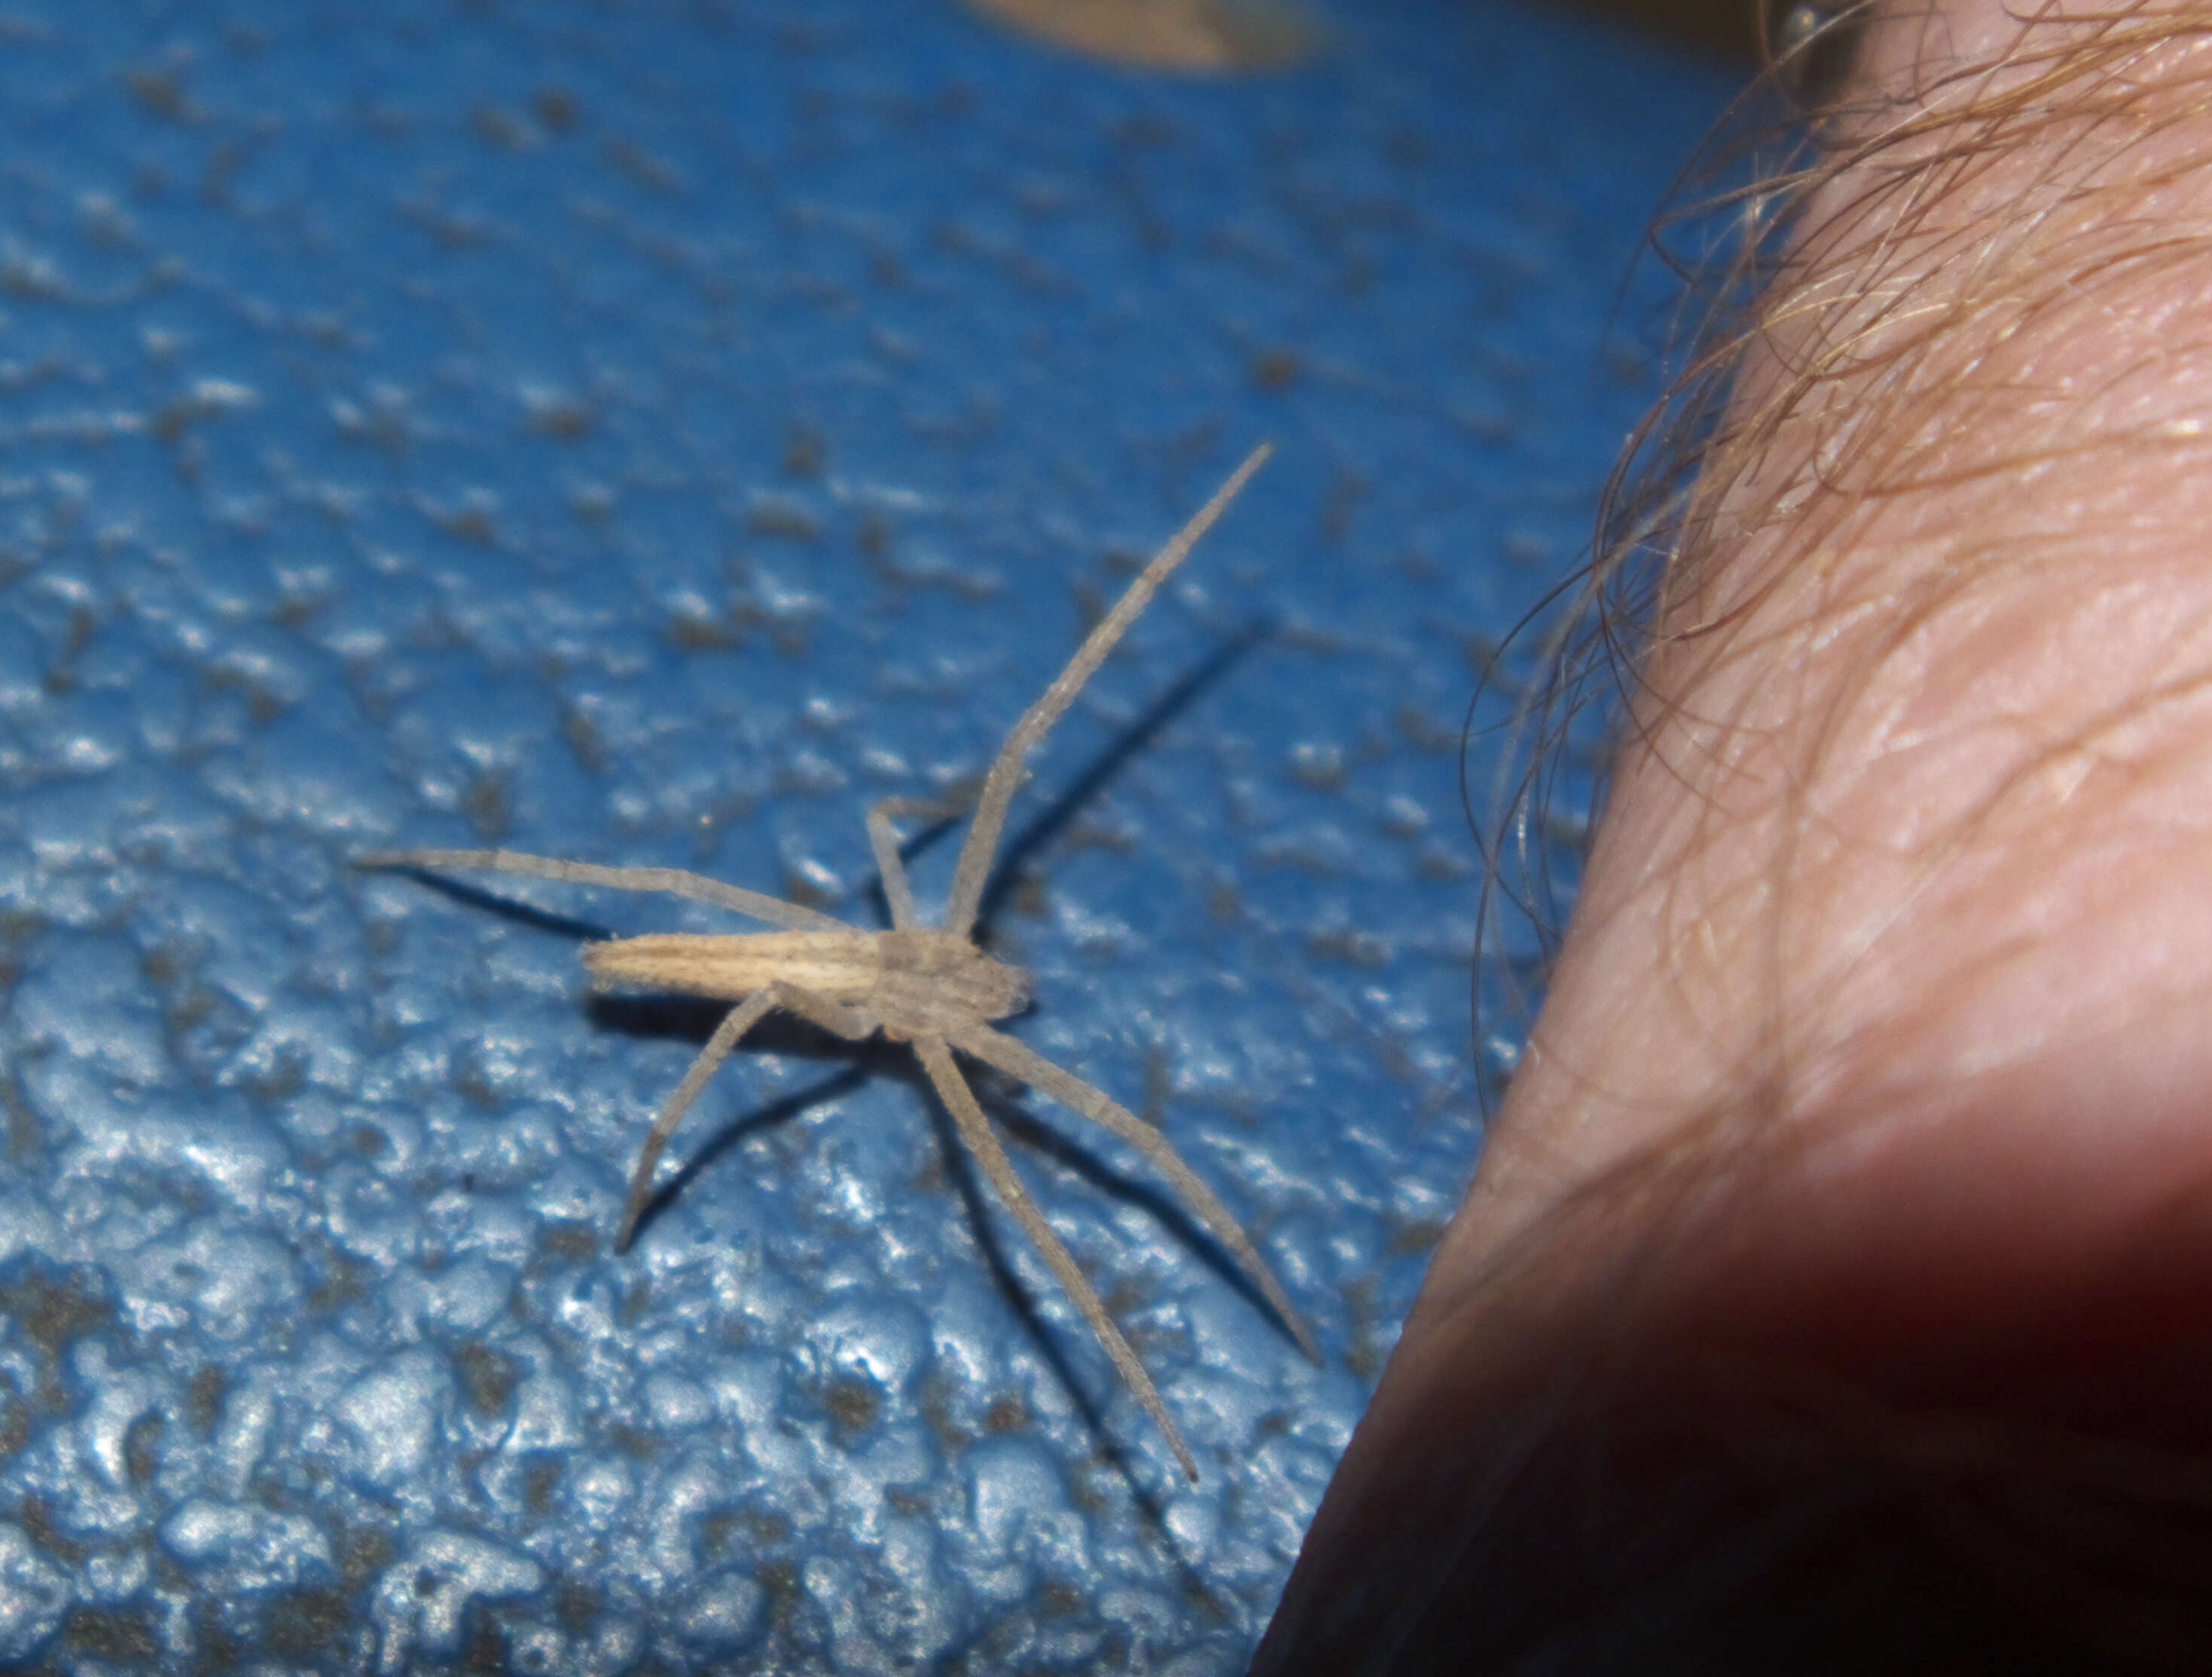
(374, 866, 616, 943)
(587, 993, 896, 1243)
(907, 1154, 1237, 1677)
(914, 1069, 1216, 1546)
(967, 1058, 1309, 1356)
(915, 1080, 1132, 1456)
(978, 615, 1272, 935)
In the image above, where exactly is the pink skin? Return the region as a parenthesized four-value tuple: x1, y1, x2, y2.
(1253, 4, 2212, 1670)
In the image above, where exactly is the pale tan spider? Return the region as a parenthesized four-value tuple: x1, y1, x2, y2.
(356, 442, 1314, 1478)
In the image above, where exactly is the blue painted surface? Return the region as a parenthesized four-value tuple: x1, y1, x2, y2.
(0, 2, 1731, 1669)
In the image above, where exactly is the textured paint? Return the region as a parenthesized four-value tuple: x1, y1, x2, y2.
(0, 1, 1729, 1669)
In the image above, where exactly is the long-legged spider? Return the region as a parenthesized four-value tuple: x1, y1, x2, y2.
(356, 442, 1315, 1479)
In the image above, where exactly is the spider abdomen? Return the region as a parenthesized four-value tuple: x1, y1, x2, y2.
(580, 927, 1032, 1036)
(584, 930, 883, 1001)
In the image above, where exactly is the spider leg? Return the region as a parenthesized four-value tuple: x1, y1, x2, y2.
(354, 848, 853, 933)
(618, 988, 780, 1252)
(617, 980, 878, 1252)
(954, 1025, 1319, 1362)
(865, 796, 954, 932)
(942, 441, 1273, 939)
(913, 1034, 1199, 1481)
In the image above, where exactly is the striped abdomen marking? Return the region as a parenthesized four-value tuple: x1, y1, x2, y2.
(584, 932, 884, 1002)
(581, 929, 1032, 1034)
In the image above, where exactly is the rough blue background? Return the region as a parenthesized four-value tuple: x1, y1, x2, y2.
(0, 2, 1731, 1671)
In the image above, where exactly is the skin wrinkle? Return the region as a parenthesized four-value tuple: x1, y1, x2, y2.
(1248, 3, 2212, 1671)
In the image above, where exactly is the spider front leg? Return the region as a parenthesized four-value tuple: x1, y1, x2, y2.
(941, 441, 1271, 939)
(865, 796, 963, 933)
(616, 980, 878, 1251)
(913, 1034, 1201, 1481)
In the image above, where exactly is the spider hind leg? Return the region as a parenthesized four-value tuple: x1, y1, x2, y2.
(914, 1033, 1201, 1481)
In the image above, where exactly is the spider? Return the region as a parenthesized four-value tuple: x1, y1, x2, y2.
(355, 441, 1315, 1479)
